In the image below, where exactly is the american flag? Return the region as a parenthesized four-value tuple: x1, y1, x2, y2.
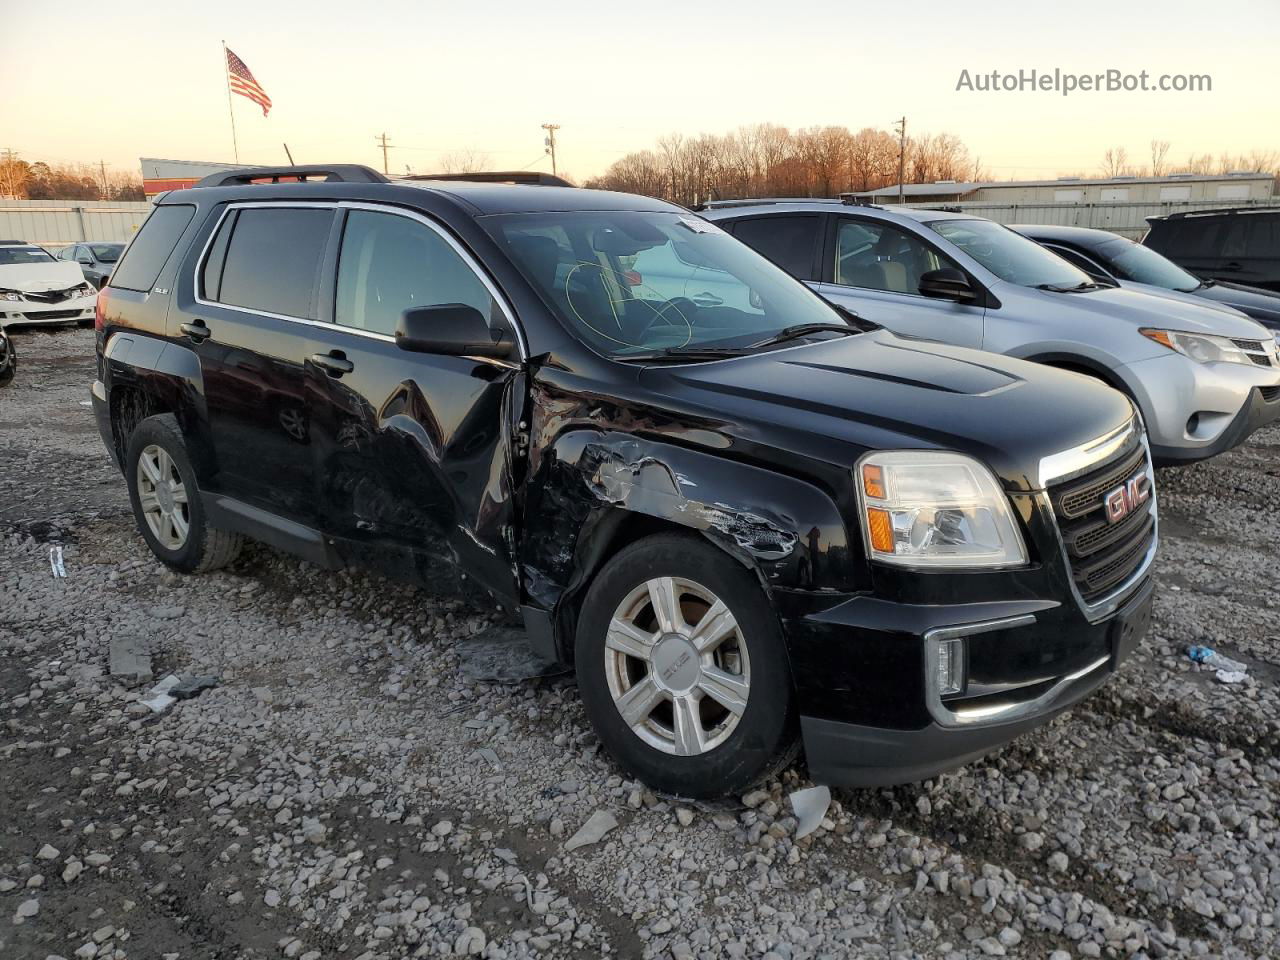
(226, 47, 272, 116)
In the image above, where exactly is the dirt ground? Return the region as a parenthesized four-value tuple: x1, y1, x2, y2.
(2, 326, 1278, 960)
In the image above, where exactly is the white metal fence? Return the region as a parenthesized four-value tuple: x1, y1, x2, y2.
(0, 199, 154, 248)
(894, 198, 1280, 238)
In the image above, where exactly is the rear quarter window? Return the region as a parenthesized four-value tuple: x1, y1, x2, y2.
(109, 204, 197, 292)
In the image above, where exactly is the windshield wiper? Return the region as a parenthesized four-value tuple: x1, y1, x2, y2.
(747, 323, 860, 348)
(618, 346, 758, 363)
(1036, 281, 1100, 293)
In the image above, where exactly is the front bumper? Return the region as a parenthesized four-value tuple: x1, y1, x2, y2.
(791, 576, 1154, 787)
(0, 293, 96, 326)
(1123, 352, 1280, 464)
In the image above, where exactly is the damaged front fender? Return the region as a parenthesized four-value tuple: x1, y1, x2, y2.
(521, 428, 859, 654)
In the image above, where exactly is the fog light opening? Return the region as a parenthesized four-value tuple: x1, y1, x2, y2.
(937, 638, 965, 697)
(1186, 413, 1200, 434)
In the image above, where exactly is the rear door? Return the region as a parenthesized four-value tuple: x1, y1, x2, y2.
(812, 216, 986, 348)
(1224, 213, 1280, 291)
(304, 203, 524, 604)
(176, 202, 334, 525)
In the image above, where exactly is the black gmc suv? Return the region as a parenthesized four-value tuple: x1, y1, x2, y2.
(92, 165, 1157, 798)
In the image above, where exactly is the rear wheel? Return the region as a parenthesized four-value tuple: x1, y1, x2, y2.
(125, 414, 243, 573)
(575, 533, 798, 799)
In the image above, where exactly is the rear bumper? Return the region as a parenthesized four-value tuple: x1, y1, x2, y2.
(790, 576, 1154, 788)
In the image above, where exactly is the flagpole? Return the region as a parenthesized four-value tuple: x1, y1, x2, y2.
(222, 40, 239, 164)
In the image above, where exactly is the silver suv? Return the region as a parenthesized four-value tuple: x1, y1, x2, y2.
(702, 200, 1280, 464)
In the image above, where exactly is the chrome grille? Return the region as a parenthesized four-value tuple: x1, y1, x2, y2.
(1048, 439, 1155, 605)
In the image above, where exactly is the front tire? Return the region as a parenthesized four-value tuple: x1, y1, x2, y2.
(575, 533, 799, 799)
(124, 414, 243, 573)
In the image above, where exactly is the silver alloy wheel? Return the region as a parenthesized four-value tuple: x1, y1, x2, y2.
(604, 576, 751, 756)
(136, 444, 190, 550)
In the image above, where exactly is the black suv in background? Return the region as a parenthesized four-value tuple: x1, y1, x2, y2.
(1144, 207, 1280, 293)
(92, 165, 1156, 797)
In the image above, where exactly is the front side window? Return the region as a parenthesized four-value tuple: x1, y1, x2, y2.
(214, 207, 333, 318)
(334, 210, 499, 337)
(0, 245, 56, 266)
(489, 210, 848, 358)
(1094, 237, 1200, 290)
(929, 218, 1091, 288)
(834, 220, 951, 294)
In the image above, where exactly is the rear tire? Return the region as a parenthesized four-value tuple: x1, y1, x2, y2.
(575, 532, 799, 799)
(124, 414, 243, 573)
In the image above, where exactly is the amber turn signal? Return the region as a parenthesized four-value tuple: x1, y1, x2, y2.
(861, 463, 886, 499)
(867, 507, 894, 553)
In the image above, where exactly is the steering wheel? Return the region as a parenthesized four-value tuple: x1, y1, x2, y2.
(626, 296, 700, 345)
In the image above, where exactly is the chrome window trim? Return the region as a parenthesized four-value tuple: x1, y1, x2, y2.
(190, 199, 528, 360)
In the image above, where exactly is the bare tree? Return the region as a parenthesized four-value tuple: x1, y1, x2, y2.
(1149, 140, 1171, 177)
(438, 149, 490, 174)
(0, 150, 30, 199)
(1100, 146, 1130, 178)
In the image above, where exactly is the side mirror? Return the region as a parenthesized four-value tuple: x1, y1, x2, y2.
(395, 304, 514, 359)
(918, 268, 977, 302)
(78, 258, 93, 266)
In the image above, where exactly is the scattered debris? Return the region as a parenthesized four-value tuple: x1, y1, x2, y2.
(563, 810, 618, 851)
(789, 785, 831, 840)
(140, 675, 182, 713)
(171, 675, 218, 700)
(49, 545, 66, 578)
(456, 627, 568, 682)
(1188, 645, 1250, 684)
(108, 636, 153, 684)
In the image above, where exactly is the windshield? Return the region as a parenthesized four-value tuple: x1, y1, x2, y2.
(487, 211, 849, 357)
(89, 243, 124, 263)
(1094, 236, 1200, 291)
(930, 219, 1091, 288)
(0, 246, 55, 266)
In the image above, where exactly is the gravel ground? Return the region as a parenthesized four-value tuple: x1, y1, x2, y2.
(1, 326, 1277, 960)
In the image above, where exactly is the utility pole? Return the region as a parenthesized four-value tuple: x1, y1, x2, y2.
(99, 159, 108, 200)
(375, 132, 393, 174)
(541, 123, 560, 176)
(894, 116, 907, 205)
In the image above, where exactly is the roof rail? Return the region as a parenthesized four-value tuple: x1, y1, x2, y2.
(193, 164, 389, 188)
(1150, 205, 1274, 222)
(838, 193, 884, 208)
(403, 171, 574, 187)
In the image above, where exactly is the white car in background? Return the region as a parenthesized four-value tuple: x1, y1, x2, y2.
(0, 241, 98, 327)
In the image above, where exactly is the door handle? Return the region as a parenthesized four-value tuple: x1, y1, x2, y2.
(311, 351, 354, 376)
(180, 320, 211, 342)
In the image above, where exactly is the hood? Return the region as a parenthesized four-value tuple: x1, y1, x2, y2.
(1195, 281, 1280, 331)
(1028, 283, 1275, 342)
(646, 330, 1133, 490)
(1116, 280, 1250, 319)
(0, 261, 87, 292)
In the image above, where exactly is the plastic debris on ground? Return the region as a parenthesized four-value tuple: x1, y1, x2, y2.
(49, 545, 66, 578)
(1187, 645, 1249, 684)
(140, 675, 182, 713)
(790, 785, 832, 840)
(563, 810, 618, 851)
(456, 626, 569, 682)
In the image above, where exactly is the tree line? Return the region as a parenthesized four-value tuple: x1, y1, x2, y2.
(0, 154, 145, 202)
(582, 124, 983, 205)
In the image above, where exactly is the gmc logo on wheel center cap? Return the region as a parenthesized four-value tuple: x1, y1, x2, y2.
(1104, 474, 1151, 524)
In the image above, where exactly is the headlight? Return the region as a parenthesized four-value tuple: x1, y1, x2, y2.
(0, 289, 22, 302)
(1140, 328, 1255, 366)
(856, 450, 1027, 568)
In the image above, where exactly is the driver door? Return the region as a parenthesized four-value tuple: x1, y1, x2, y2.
(812, 217, 985, 348)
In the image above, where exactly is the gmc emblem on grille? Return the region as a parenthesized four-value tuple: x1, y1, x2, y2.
(1104, 474, 1151, 524)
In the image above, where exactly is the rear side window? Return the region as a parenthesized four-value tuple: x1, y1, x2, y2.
(213, 207, 333, 318)
(110, 204, 196, 292)
(730, 216, 822, 280)
(1246, 214, 1280, 258)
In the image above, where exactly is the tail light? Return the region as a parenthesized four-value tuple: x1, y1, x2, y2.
(95, 289, 108, 331)
(622, 270, 643, 287)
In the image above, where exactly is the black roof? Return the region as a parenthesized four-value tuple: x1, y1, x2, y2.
(1009, 224, 1123, 248)
(1147, 206, 1280, 223)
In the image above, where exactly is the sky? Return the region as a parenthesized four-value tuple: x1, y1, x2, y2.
(2, 0, 1278, 183)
